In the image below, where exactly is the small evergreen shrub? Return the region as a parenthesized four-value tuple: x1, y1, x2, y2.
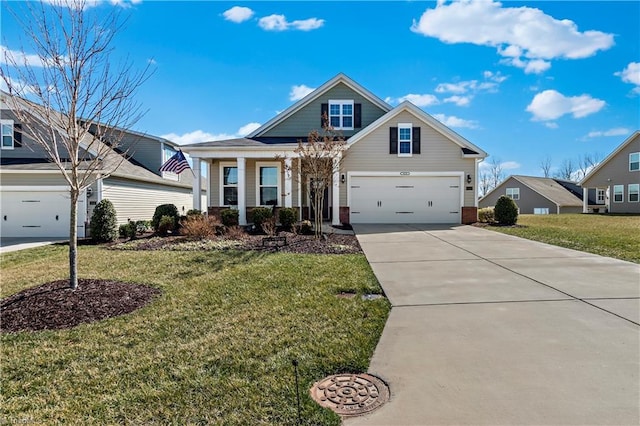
(135, 220, 151, 234)
(186, 209, 202, 217)
(118, 221, 137, 239)
(220, 209, 239, 227)
(152, 204, 179, 231)
(251, 207, 272, 230)
(478, 207, 495, 223)
(90, 199, 118, 242)
(278, 207, 297, 230)
(494, 195, 519, 225)
(157, 215, 175, 236)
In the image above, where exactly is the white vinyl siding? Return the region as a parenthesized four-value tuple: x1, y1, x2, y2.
(613, 185, 624, 203)
(629, 184, 639, 202)
(506, 187, 520, 200)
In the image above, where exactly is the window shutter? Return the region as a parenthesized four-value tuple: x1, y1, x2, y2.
(412, 127, 420, 154)
(354, 103, 362, 128)
(389, 127, 398, 154)
(14, 123, 22, 148)
(321, 103, 328, 128)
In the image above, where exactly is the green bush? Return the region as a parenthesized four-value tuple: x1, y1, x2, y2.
(158, 215, 175, 236)
(251, 207, 272, 230)
(152, 204, 179, 231)
(478, 207, 495, 223)
(135, 220, 151, 234)
(494, 195, 519, 225)
(220, 209, 239, 227)
(186, 209, 202, 217)
(278, 208, 297, 230)
(90, 199, 119, 242)
(119, 221, 137, 240)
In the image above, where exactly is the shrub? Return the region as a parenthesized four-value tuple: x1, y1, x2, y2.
(180, 215, 220, 239)
(251, 207, 272, 230)
(478, 207, 495, 223)
(225, 225, 247, 240)
(294, 220, 313, 235)
(157, 215, 175, 236)
(135, 220, 151, 234)
(118, 221, 137, 239)
(494, 195, 519, 225)
(186, 209, 202, 217)
(220, 209, 239, 227)
(152, 204, 179, 232)
(261, 217, 277, 236)
(278, 207, 297, 230)
(90, 199, 119, 242)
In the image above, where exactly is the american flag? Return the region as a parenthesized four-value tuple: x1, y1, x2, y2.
(160, 150, 190, 174)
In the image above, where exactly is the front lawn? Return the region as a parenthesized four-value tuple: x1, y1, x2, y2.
(487, 214, 640, 263)
(1, 245, 390, 425)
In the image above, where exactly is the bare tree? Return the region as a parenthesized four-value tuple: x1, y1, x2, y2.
(576, 152, 601, 180)
(1, 0, 150, 290)
(488, 157, 504, 189)
(283, 122, 346, 238)
(479, 170, 492, 197)
(539, 156, 552, 178)
(554, 158, 576, 180)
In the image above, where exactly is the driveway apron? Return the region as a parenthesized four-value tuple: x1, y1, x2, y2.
(346, 224, 639, 425)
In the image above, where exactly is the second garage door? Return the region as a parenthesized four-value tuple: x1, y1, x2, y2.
(349, 175, 461, 224)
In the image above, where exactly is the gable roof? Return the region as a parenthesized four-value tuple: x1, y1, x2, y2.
(247, 73, 392, 138)
(481, 175, 583, 207)
(347, 101, 487, 157)
(580, 130, 640, 186)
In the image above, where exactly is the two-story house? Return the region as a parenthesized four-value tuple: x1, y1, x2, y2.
(181, 73, 488, 226)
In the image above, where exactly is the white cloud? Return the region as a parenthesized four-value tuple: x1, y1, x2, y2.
(0, 45, 45, 67)
(526, 90, 605, 121)
(435, 82, 470, 94)
(289, 84, 315, 101)
(432, 113, 479, 129)
(259, 14, 324, 31)
(223, 6, 254, 23)
(545, 122, 559, 129)
(0, 77, 38, 95)
(615, 62, 640, 94)
(501, 161, 521, 170)
(162, 122, 262, 145)
(585, 127, 630, 138)
(444, 95, 471, 106)
(398, 93, 439, 107)
(411, 1, 614, 73)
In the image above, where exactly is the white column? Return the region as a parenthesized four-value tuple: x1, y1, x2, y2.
(192, 157, 201, 211)
(474, 159, 480, 207)
(284, 157, 292, 208)
(332, 156, 340, 225)
(583, 187, 588, 213)
(96, 177, 103, 202)
(206, 160, 211, 213)
(237, 157, 247, 225)
(297, 157, 302, 220)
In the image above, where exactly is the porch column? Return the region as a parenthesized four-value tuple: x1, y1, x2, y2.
(192, 157, 201, 211)
(96, 177, 103, 202)
(297, 157, 302, 220)
(284, 157, 292, 208)
(206, 160, 211, 212)
(237, 157, 247, 225)
(332, 156, 340, 226)
(583, 187, 588, 213)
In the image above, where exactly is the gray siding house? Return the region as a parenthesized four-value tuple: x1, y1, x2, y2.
(479, 175, 587, 214)
(181, 73, 488, 225)
(580, 131, 640, 214)
(1, 92, 199, 238)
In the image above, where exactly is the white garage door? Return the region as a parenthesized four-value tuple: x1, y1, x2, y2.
(350, 175, 461, 224)
(0, 190, 84, 238)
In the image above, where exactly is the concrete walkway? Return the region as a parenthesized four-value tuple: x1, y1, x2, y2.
(0, 237, 66, 253)
(347, 224, 639, 425)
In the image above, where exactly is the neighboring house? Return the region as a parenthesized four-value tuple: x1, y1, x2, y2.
(580, 131, 640, 214)
(479, 175, 592, 214)
(181, 73, 488, 225)
(0, 92, 201, 238)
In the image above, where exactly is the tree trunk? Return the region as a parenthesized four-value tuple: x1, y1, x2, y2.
(314, 189, 323, 239)
(69, 189, 79, 290)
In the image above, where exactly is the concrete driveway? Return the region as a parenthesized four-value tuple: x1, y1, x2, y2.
(346, 224, 639, 425)
(0, 237, 66, 253)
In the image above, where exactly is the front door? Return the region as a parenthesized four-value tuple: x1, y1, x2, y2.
(309, 178, 331, 221)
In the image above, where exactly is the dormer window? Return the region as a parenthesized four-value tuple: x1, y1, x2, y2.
(329, 100, 354, 130)
(1, 120, 14, 149)
(398, 124, 412, 157)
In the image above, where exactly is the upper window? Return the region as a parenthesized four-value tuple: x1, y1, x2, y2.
(630, 152, 639, 171)
(162, 145, 179, 181)
(1, 120, 14, 150)
(220, 163, 238, 206)
(506, 187, 520, 200)
(629, 184, 639, 203)
(328, 100, 354, 130)
(256, 162, 280, 206)
(398, 123, 412, 157)
(596, 188, 606, 204)
(613, 185, 624, 203)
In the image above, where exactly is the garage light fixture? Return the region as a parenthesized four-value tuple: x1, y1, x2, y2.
(341, 174, 345, 184)
(466, 174, 472, 184)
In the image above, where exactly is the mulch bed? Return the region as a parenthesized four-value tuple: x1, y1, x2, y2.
(1, 279, 160, 333)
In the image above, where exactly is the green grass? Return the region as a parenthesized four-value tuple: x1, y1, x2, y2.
(1, 246, 390, 425)
(488, 214, 640, 263)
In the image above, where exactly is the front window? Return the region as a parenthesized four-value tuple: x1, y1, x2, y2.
(220, 163, 238, 206)
(506, 187, 520, 200)
(596, 188, 605, 204)
(533, 208, 549, 215)
(613, 185, 624, 203)
(1, 120, 14, 149)
(629, 184, 639, 202)
(630, 152, 639, 171)
(256, 162, 280, 206)
(398, 124, 412, 157)
(328, 100, 354, 130)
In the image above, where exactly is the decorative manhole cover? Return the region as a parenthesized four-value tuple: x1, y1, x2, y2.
(310, 373, 389, 416)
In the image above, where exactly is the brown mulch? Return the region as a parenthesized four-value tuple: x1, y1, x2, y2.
(0, 279, 160, 333)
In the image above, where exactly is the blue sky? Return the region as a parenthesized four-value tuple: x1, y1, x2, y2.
(2, 0, 639, 177)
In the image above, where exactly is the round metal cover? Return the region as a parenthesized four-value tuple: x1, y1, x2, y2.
(310, 373, 389, 416)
